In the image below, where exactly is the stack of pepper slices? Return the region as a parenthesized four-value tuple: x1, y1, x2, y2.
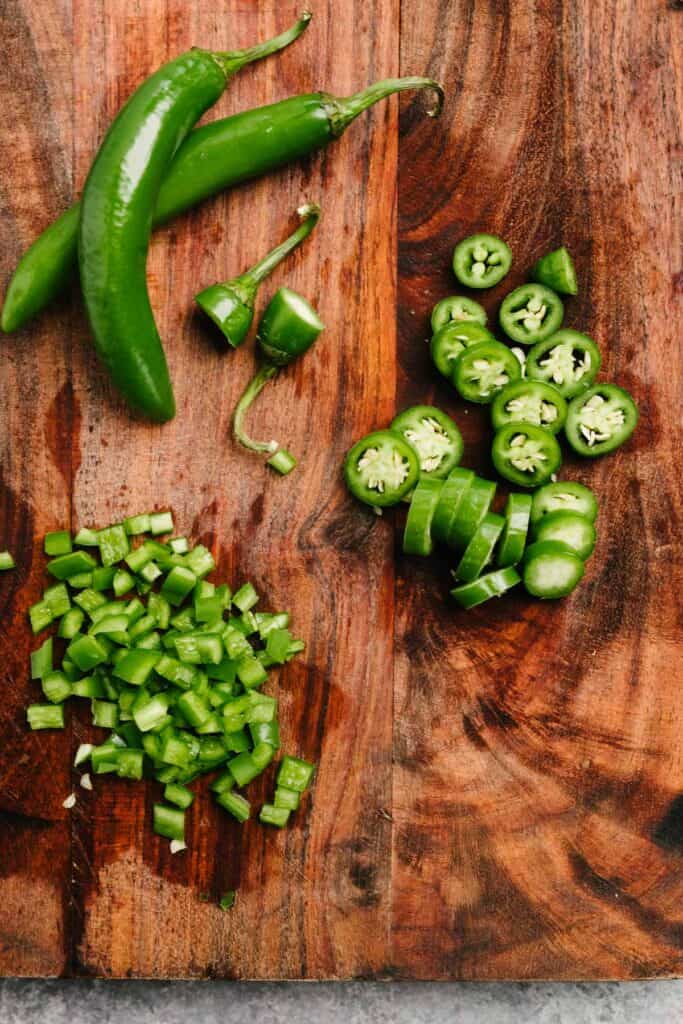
(344, 238, 638, 607)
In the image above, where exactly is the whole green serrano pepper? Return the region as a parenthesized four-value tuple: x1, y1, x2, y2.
(2, 77, 443, 336)
(78, 14, 312, 422)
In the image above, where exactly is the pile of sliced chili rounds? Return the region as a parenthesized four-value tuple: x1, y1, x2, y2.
(344, 240, 637, 608)
(26, 513, 315, 852)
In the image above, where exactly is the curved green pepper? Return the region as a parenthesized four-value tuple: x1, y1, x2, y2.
(2, 76, 442, 334)
(78, 15, 312, 422)
(196, 203, 320, 348)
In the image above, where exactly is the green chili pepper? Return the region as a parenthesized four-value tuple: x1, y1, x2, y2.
(232, 288, 324, 466)
(499, 284, 564, 345)
(78, 14, 312, 422)
(531, 246, 577, 296)
(447, 476, 496, 552)
(2, 76, 442, 334)
(532, 510, 596, 560)
(0, 551, 15, 570)
(491, 423, 562, 488)
(454, 512, 505, 582)
(390, 405, 463, 479)
(196, 203, 320, 348)
(522, 540, 585, 599)
(526, 329, 600, 399)
(496, 493, 532, 568)
(452, 233, 512, 289)
(431, 467, 475, 545)
(565, 384, 638, 457)
(452, 340, 522, 404)
(429, 321, 496, 379)
(491, 380, 567, 434)
(451, 566, 521, 609)
(402, 478, 444, 556)
(344, 430, 420, 508)
(530, 481, 598, 526)
(431, 295, 487, 332)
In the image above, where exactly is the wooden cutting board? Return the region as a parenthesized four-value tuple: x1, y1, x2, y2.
(0, 0, 681, 980)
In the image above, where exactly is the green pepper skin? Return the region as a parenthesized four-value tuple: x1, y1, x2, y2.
(257, 287, 324, 366)
(78, 52, 238, 422)
(531, 246, 577, 296)
(3, 78, 442, 333)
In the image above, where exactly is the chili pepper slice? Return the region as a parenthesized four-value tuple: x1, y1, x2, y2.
(452, 233, 512, 289)
(530, 480, 598, 526)
(3, 78, 443, 335)
(451, 566, 521, 609)
(402, 478, 444, 556)
(497, 493, 532, 568)
(452, 340, 522, 404)
(431, 467, 475, 545)
(499, 284, 564, 345)
(454, 512, 505, 582)
(533, 510, 596, 560)
(491, 423, 562, 488)
(447, 477, 496, 552)
(390, 405, 463, 479)
(429, 321, 496, 379)
(344, 430, 420, 507)
(196, 203, 320, 348)
(525, 329, 600, 399)
(531, 246, 577, 296)
(431, 296, 487, 332)
(491, 380, 567, 434)
(522, 540, 585, 599)
(565, 384, 638, 457)
(232, 288, 325, 463)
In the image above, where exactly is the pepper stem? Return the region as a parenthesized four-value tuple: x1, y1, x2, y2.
(328, 76, 444, 137)
(232, 363, 280, 454)
(246, 203, 321, 286)
(211, 11, 312, 77)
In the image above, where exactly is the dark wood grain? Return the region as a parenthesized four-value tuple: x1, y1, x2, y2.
(0, 0, 681, 981)
(394, 0, 683, 980)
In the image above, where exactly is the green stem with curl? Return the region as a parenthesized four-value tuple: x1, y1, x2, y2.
(210, 11, 312, 77)
(245, 203, 320, 287)
(327, 76, 444, 136)
(232, 364, 280, 453)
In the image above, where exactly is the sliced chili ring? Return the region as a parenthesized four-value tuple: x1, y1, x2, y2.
(491, 423, 562, 488)
(451, 566, 521, 609)
(344, 429, 420, 508)
(532, 510, 596, 560)
(447, 476, 496, 552)
(565, 384, 638, 457)
(454, 512, 505, 582)
(391, 405, 463, 479)
(431, 467, 475, 545)
(522, 540, 585, 599)
(452, 340, 522, 404)
(526, 329, 600, 399)
(430, 321, 496, 379)
(452, 233, 512, 289)
(430, 295, 487, 332)
(530, 481, 598, 526)
(402, 478, 444, 556)
(491, 380, 567, 435)
(531, 246, 577, 296)
(497, 493, 532, 568)
(499, 283, 564, 345)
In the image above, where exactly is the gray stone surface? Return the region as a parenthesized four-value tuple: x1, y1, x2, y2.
(1, 980, 683, 1023)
